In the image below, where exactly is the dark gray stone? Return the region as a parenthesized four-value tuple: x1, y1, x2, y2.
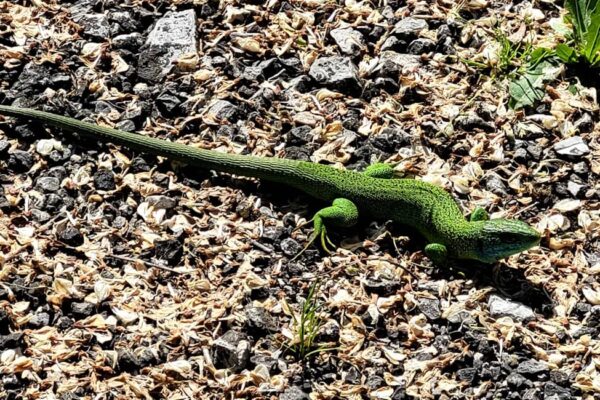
(485, 173, 508, 196)
(514, 148, 528, 163)
(154, 239, 183, 264)
(330, 27, 365, 54)
(0, 140, 9, 155)
(418, 297, 441, 320)
(29, 312, 50, 328)
(77, 14, 110, 40)
(36, 177, 60, 193)
(554, 136, 590, 157)
(58, 226, 84, 246)
(507, 373, 528, 388)
(376, 51, 421, 76)
(245, 305, 278, 332)
(138, 10, 197, 82)
(31, 209, 51, 223)
(280, 386, 309, 400)
(309, 56, 361, 93)
(455, 112, 495, 132)
(408, 38, 435, 54)
(543, 382, 570, 400)
(207, 100, 238, 122)
(280, 238, 301, 256)
(115, 120, 136, 132)
(70, 302, 95, 318)
(213, 330, 251, 371)
(113, 33, 144, 49)
(146, 195, 177, 209)
(93, 169, 116, 191)
(393, 18, 428, 38)
(8, 150, 33, 172)
(489, 294, 535, 322)
(516, 359, 549, 375)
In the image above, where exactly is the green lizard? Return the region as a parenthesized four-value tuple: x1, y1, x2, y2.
(0, 105, 541, 264)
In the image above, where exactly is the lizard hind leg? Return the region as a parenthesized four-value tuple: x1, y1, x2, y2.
(363, 163, 394, 179)
(293, 198, 359, 259)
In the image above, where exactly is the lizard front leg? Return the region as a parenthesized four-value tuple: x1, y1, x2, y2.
(295, 198, 359, 258)
(470, 207, 489, 221)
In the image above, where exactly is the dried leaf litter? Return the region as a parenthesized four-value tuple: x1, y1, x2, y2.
(0, 1, 599, 399)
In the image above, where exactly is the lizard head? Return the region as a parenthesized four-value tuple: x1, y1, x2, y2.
(467, 219, 541, 263)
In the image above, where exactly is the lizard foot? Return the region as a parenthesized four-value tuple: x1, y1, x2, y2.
(291, 198, 359, 260)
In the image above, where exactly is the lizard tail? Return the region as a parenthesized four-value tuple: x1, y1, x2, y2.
(0, 105, 303, 183)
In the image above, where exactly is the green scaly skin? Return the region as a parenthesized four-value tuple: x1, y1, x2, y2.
(0, 105, 541, 263)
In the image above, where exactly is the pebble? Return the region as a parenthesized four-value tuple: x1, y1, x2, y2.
(0, 333, 22, 348)
(488, 294, 535, 322)
(154, 239, 183, 264)
(543, 382, 570, 400)
(146, 195, 178, 209)
(112, 32, 144, 49)
(392, 17, 428, 38)
(485, 173, 508, 196)
(31, 209, 51, 223)
(207, 100, 238, 122)
(567, 180, 586, 197)
(407, 38, 435, 54)
(309, 56, 362, 93)
(553, 136, 590, 157)
(93, 169, 116, 191)
(138, 10, 197, 82)
(0, 139, 9, 155)
(8, 150, 34, 172)
(212, 330, 251, 371)
(455, 112, 495, 132)
(36, 176, 60, 193)
(70, 302, 95, 318)
(330, 27, 365, 54)
(507, 372, 529, 389)
(58, 226, 84, 246)
(418, 297, 442, 320)
(77, 14, 111, 40)
(573, 161, 589, 175)
(117, 349, 142, 372)
(516, 359, 549, 375)
(377, 51, 421, 76)
(29, 312, 50, 329)
(245, 305, 278, 333)
(280, 386, 309, 400)
(280, 238, 302, 256)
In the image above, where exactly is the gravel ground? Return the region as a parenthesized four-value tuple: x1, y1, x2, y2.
(0, 1, 599, 399)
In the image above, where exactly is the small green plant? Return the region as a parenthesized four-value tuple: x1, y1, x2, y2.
(495, 29, 533, 78)
(462, 28, 533, 79)
(508, 47, 558, 109)
(556, 0, 600, 66)
(284, 281, 333, 360)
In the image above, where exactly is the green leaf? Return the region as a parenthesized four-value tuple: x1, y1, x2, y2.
(529, 47, 553, 67)
(509, 60, 560, 110)
(555, 43, 579, 63)
(583, 10, 600, 65)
